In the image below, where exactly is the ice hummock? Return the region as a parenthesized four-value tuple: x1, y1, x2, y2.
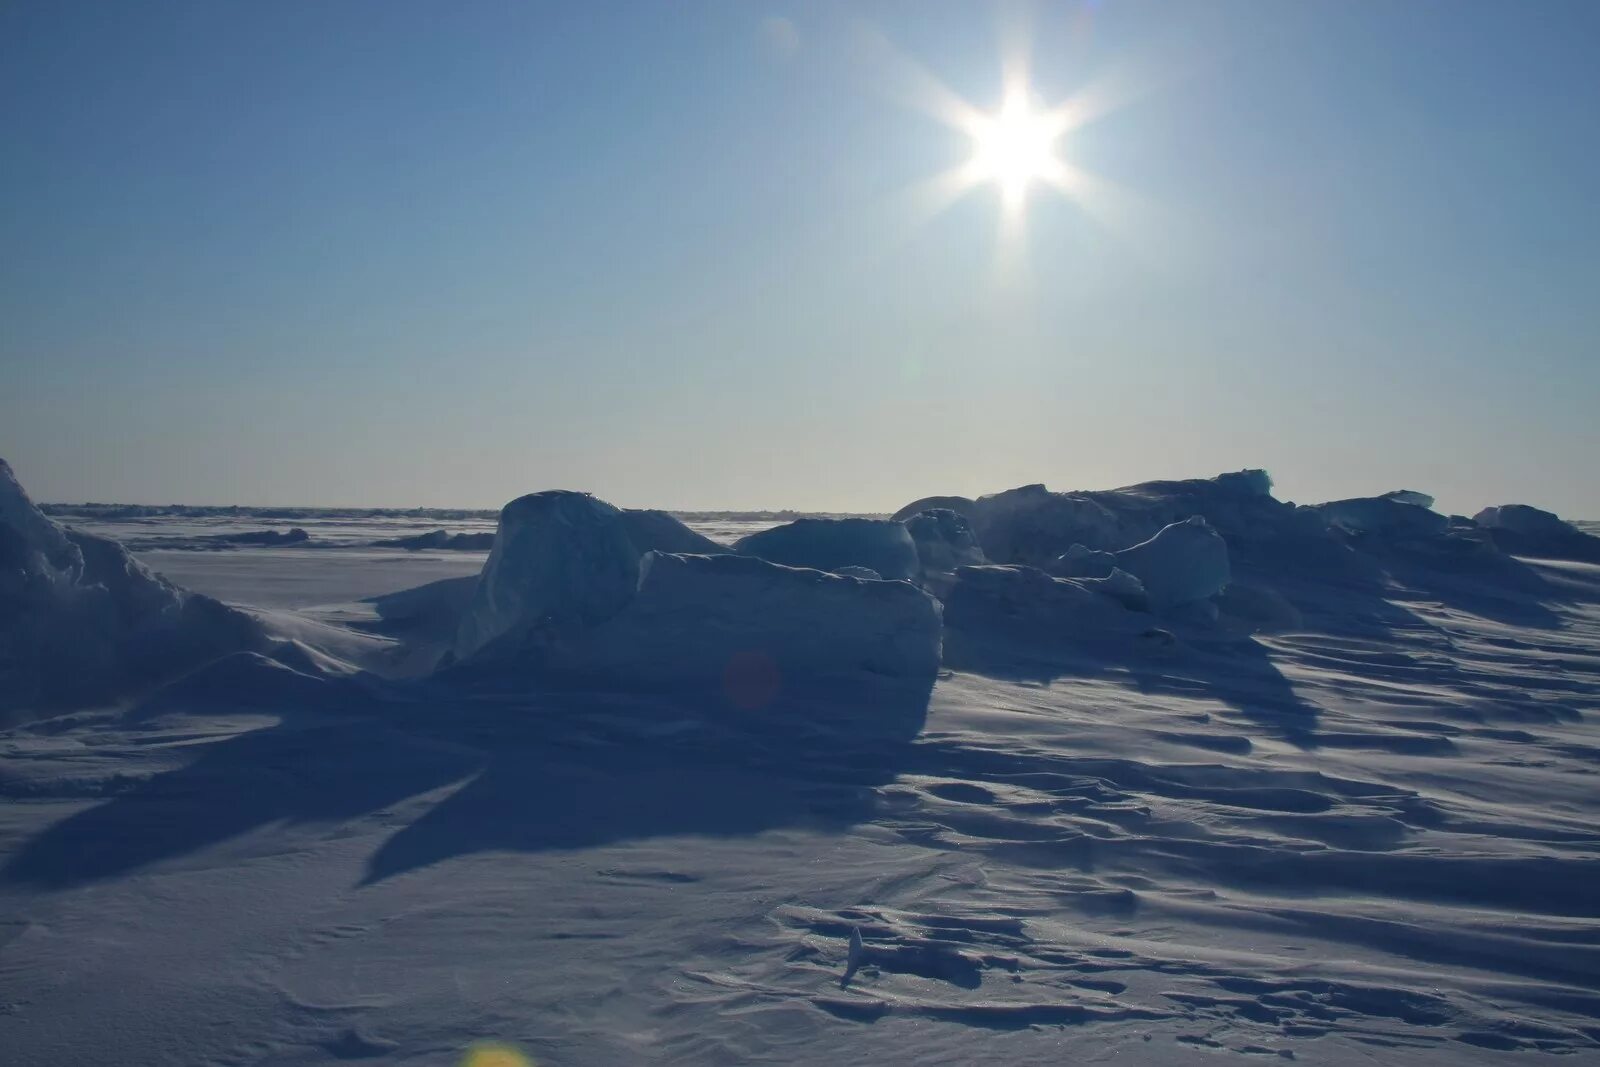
(894, 469, 1299, 569)
(452, 490, 942, 686)
(1474, 503, 1600, 561)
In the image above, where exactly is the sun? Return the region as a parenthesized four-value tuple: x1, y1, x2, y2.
(967, 92, 1065, 206)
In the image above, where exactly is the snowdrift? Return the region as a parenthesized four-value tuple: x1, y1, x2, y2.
(0, 458, 266, 712)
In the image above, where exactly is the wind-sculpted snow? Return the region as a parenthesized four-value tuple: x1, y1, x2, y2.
(0, 458, 265, 713)
(3, 467, 1600, 1064)
(735, 517, 921, 581)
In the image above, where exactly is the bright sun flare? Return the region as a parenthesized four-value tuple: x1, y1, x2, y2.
(966, 92, 1066, 208)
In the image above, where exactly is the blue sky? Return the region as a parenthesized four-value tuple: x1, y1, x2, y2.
(3, 1, 1596, 515)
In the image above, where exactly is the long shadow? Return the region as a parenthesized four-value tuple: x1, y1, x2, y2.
(2, 656, 931, 890)
(944, 620, 1321, 739)
(1, 662, 482, 887)
(360, 674, 931, 884)
(1372, 539, 1569, 629)
(940, 536, 1446, 740)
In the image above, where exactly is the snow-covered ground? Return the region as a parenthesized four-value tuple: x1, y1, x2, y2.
(3, 482, 1599, 1064)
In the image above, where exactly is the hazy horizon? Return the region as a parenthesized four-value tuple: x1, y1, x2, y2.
(21, 467, 1597, 523)
(5, 1, 1597, 518)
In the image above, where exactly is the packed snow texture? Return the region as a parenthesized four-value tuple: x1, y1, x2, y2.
(734, 518, 921, 581)
(0, 458, 264, 713)
(5, 461, 1600, 1065)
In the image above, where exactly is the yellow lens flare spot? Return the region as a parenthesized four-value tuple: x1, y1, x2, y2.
(461, 1042, 535, 1067)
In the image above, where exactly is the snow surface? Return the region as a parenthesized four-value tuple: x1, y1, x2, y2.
(3, 464, 1600, 1065)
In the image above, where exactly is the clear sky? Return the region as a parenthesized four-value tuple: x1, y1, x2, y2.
(3, 1, 1597, 516)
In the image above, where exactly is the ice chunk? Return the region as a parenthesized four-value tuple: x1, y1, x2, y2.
(1383, 490, 1436, 509)
(943, 564, 1143, 637)
(371, 529, 493, 550)
(0, 458, 265, 711)
(1113, 516, 1231, 611)
(890, 495, 979, 524)
(1473, 504, 1600, 562)
(1050, 543, 1116, 579)
(1083, 566, 1149, 610)
(454, 491, 641, 661)
(735, 518, 920, 581)
(901, 508, 986, 577)
(619, 508, 724, 555)
(1475, 504, 1577, 538)
(1313, 496, 1448, 539)
(534, 552, 943, 685)
(969, 485, 1124, 563)
(895, 470, 1302, 567)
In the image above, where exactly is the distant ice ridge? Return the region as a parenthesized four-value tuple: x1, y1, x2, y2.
(0, 458, 266, 712)
(452, 491, 942, 686)
(893, 469, 1291, 571)
(890, 468, 1600, 638)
